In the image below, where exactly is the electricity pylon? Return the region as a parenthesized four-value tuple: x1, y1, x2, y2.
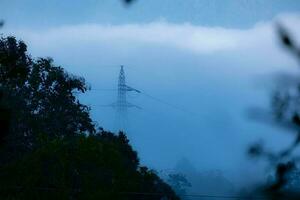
(111, 65, 140, 132)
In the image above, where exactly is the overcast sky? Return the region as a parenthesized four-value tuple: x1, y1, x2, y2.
(2, 0, 300, 187)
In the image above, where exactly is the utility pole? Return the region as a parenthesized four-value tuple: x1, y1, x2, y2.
(112, 65, 140, 132)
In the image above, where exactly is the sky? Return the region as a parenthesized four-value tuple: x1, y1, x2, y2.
(1, 0, 300, 188)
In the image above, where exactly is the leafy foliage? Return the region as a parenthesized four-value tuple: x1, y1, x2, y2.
(0, 36, 179, 199)
(0, 132, 179, 200)
(0, 36, 95, 153)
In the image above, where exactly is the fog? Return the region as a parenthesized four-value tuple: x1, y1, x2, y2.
(2, 0, 300, 196)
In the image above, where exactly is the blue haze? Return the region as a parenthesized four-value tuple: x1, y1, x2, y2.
(1, 0, 300, 189)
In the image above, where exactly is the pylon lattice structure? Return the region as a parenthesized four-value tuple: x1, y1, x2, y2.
(112, 65, 140, 132)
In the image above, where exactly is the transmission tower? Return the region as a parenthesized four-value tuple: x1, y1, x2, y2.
(112, 65, 140, 132)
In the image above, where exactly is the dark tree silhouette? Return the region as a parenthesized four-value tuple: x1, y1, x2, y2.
(0, 131, 179, 200)
(0, 21, 8, 146)
(0, 90, 10, 145)
(0, 36, 179, 199)
(0, 36, 95, 154)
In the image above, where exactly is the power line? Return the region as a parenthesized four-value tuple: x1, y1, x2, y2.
(141, 92, 195, 115)
(87, 89, 194, 114)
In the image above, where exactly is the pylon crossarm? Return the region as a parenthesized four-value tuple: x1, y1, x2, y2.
(125, 85, 141, 93)
(126, 102, 142, 109)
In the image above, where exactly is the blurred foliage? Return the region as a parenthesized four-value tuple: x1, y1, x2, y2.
(122, 0, 136, 5)
(248, 24, 300, 199)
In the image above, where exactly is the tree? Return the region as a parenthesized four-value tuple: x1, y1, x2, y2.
(0, 131, 179, 200)
(0, 36, 95, 154)
(0, 35, 179, 199)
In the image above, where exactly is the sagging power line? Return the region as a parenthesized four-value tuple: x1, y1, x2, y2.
(86, 65, 195, 132)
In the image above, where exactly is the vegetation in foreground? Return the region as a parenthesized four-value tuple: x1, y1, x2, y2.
(0, 36, 179, 200)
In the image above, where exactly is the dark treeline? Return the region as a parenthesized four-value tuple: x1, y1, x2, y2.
(0, 36, 179, 200)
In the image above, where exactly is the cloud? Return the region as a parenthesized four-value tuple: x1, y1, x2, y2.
(3, 13, 300, 56)
(2, 12, 300, 180)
